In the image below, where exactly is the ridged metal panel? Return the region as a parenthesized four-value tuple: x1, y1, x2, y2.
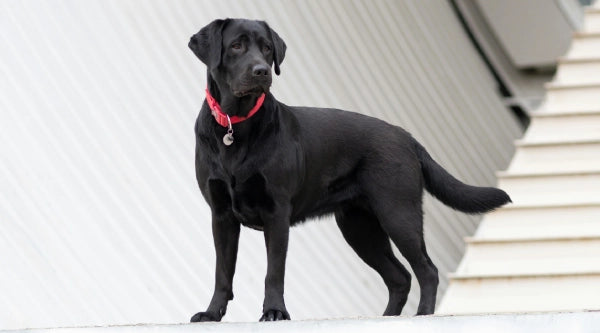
(0, 0, 521, 329)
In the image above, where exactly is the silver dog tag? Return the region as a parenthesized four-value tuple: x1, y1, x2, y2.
(223, 115, 234, 146)
(223, 132, 234, 146)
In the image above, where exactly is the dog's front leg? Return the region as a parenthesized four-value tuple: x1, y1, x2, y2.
(191, 211, 240, 322)
(259, 207, 291, 321)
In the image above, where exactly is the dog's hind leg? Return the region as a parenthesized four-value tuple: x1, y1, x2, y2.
(371, 200, 439, 315)
(335, 201, 412, 316)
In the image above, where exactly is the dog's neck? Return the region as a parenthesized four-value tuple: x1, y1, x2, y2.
(207, 78, 263, 118)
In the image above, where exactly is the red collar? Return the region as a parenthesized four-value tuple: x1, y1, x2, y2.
(205, 88, 266, 127)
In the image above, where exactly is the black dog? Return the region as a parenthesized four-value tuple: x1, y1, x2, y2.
(188, 18, 510, 322)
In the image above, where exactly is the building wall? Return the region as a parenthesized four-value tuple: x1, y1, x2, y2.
(0, 0, 521, 329)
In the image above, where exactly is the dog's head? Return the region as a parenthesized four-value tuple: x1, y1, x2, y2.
(189, 18, 286, 98)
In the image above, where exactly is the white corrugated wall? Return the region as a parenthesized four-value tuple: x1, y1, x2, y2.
(0, 0, 521, 329)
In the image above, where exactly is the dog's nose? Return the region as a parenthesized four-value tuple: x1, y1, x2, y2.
(252, 64, 270, 77)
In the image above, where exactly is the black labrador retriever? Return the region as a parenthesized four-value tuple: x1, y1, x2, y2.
(188, 18, 510, 322)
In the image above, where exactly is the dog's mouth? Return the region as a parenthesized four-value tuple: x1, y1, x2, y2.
(232, 74, 272, 98)
(233, 86, 268, 97)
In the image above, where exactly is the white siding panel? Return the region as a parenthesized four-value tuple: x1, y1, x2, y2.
(0, 0, 520, 329)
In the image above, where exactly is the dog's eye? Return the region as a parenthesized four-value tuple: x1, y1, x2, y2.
(262, 45, 271, 53)
(231, 43, 242, 50)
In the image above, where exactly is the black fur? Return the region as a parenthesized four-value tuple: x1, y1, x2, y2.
(188, 18, 510, 322)
(415, 142, 512, 213)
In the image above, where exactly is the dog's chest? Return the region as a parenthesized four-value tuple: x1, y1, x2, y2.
(200, 127, 284, 229)
(214, 170, 275, 231)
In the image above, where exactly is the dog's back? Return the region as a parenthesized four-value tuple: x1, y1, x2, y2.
(284, 102, 510, 219)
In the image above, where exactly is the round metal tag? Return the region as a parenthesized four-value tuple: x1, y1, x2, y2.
(223, 133, 234, 146)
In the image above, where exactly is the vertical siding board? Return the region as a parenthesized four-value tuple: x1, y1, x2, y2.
(377, 2, 476, 252)
(38, 2, 200, 316)
(420, 1, 515, 169)
(403, 2, 492, 183)
(387, 2, 483, 184)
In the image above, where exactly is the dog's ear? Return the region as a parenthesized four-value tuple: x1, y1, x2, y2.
(189, 19, 230, 68)
(263, 22, 287, 76)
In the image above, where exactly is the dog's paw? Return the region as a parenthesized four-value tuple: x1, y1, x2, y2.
(190, 311, 222, 322)
(259, 309, 290, 321)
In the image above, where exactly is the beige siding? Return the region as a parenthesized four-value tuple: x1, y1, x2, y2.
(0, 0, 520, 329)
(439, 2, 600, 314)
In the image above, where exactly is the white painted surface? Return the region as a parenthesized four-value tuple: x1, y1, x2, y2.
(475, 205, 600, 239)
(583, 8, 600, 32)
(566, 33, 600, 59)
(555, 58, 600, 84)
(508, 141, 600, 173)
(523, 112, 600, 143)
(3, 312, 600, 333)
(458, 238, 600, 276)
(498, 172, 600, 206)
(0, 0, 520, 330)
(440, 275, 600, 314)
(545, 84, 600, 112)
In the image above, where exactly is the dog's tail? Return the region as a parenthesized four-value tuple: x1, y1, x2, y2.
(415, 142, 511, 214)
